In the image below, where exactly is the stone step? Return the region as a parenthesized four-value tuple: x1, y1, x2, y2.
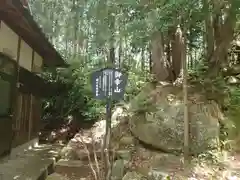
(46, 173, 70, 180)
(55, 159, 93, 178)
(0, 144, 62, 180)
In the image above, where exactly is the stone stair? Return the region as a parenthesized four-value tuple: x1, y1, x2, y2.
(46, 173, 70, 180)
(52, 159, 93, 179)
(0, 144, 63, 180)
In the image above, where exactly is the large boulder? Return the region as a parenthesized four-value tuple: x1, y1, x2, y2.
(129, 84, 222, 154)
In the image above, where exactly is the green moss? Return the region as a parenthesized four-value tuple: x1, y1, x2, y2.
(130, 90, 157, 114)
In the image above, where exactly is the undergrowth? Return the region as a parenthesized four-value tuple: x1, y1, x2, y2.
(189, 61, 240, 152)
(42, 60, 148, 123)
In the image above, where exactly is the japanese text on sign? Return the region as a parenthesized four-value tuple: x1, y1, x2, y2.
(91, 68, 127, 100)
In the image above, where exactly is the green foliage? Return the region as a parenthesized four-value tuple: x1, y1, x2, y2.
(225, 86, 240, 138)
(42, 60, 105, 121)
(129, 82, 157, 114)
(124, 68, 147, 101)
(130, 92, 153, 114)
(197, 149, 223, 164)
(42, 58, 149, 122)
(29, 0, 240, 146)
(189, 61, 228, 103)
(189, 60, 240, 146)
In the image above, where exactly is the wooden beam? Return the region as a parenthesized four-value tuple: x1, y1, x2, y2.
(31, 50, 34, 70)
(2, 8, 33, 34)
(0, 0, 8, 11)
(1, 1, 37, 35)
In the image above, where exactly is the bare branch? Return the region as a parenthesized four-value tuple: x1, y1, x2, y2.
(90, 131, 101, 179)
(78, 132, 98, 180)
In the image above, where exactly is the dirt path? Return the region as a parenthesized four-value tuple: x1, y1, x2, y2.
(226, 153, 240, 177)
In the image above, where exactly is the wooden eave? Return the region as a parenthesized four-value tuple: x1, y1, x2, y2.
(0, 0, 68, 67)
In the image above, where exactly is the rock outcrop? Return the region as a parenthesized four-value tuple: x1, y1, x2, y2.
(129, 84, 223, 154)
(57, 85, 240, 179)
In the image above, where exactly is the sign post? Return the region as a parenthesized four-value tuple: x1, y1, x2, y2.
(91, 67, 128, 179)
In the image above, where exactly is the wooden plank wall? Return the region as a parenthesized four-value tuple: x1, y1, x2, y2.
(31, 96, 41, 140)
(0, 19, 44, 149)
(12, 93, 41, 148)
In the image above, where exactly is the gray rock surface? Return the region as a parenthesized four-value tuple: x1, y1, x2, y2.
(130, 84, 221, 154)
(122, 171, 147, 180)
(148, 169, 170, 180)
(115, 150, 132, 161)
(111, 159, 128, 180)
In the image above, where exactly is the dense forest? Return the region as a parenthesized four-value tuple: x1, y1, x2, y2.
(29, 0, 239, 135)
(27, 0, 240, 179)
(29, 0, 240, 118)
(29, 0, 239, 132)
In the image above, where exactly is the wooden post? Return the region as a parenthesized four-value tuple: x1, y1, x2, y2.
(180, 25, 190, 164)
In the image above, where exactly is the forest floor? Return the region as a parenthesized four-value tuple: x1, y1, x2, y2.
(39, 115, 240, 180)
(129, 145, 240, 180)
(49, 126, 240, 179)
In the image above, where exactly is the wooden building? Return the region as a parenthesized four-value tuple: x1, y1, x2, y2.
(0, 0, 67, 158)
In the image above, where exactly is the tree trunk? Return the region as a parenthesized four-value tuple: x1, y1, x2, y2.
(203, 0, 214, 59)
(118, 39, 122, 68)
(72, 0, 78, 58)
(108, 11, 115, 65)
(150, 31, 169, 81)
(208, 1, 237, 75)
(171, 27, 183, 80)
(189, 26, 194, 69)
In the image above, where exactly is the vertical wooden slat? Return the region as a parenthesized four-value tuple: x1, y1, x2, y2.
(28, 96, 33, 140)
(22, 94, 26, 142)
(26, 94, 30, 138)
(28, 50, 34, 140)
(38, 97, 42, 134)
(18, 94, 22, 141)
(31, 96, 40, 139)
(12, 35, 22, 147)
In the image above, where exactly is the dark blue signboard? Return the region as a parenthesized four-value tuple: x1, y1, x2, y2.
(91, 68, 127, 101)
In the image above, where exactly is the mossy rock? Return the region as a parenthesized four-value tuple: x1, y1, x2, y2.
(129, 84, 222, 154)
